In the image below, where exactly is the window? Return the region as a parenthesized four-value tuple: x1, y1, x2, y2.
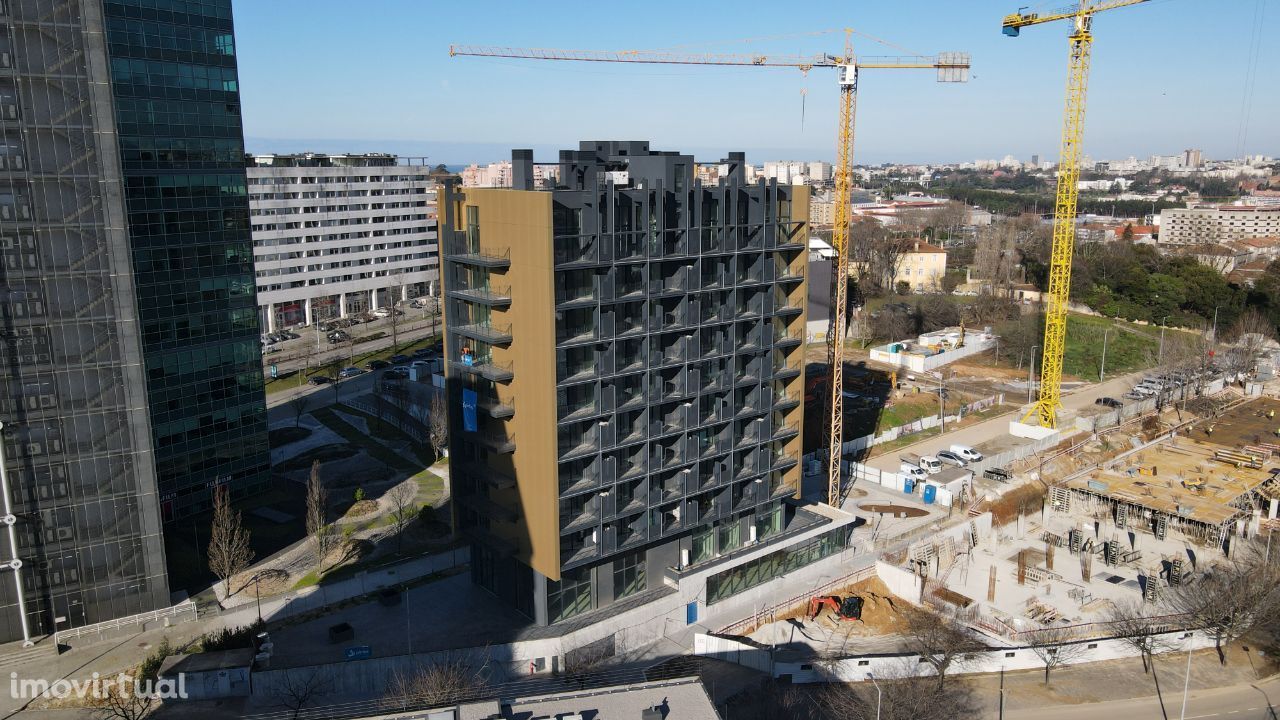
(547, 566, 593, 623)
(613, 550, 646, 600)
(691, 526, 714, 564)
(717, 522, 741, 554)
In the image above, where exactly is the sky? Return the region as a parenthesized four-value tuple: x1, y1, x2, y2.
(231, 0, 1277, 166)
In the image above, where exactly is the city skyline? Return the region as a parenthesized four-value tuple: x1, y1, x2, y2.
(231, 0, 1277, 165)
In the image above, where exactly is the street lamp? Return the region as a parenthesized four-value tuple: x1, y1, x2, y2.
(1159, 316, 1169, 364)
(866, 672, 882, 720)
(1180, 632, 1195, 720)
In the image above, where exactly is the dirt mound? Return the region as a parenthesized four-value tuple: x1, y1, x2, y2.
(774, 575, 909, 636)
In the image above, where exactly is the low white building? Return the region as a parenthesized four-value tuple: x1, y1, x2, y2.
(248, 153, 439, 331)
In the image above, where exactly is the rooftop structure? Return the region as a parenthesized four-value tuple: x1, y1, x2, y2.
(869, 327, 996, 372)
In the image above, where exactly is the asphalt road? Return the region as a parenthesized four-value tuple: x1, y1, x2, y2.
(997, 676, 1280, 719)
(865, 368, 1150, 472)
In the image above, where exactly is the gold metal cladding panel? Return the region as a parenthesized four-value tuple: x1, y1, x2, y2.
(451, 189, 562, 581)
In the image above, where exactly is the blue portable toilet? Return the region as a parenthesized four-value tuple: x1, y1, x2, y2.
(922, 484, 937, 504)
(903, 478, 915, 495)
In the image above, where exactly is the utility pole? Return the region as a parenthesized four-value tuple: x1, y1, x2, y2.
(1100, 329, 1109, 382)
(1211, 306, 1220, 344)
(1028, 345, 1038, 404)
(939, 370, 946, 432)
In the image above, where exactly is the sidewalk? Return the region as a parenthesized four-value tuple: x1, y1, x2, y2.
(961, 641, 1273, 714)
(212, 544, 470, 630)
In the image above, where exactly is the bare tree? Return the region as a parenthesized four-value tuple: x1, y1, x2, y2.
(91, 686, 155, 720)
(815, 665, 981, 720)
(973, 220, 1022, 293)
(306, 460, 335, 568)
(387, 482, 417, 553)
(271, 668, 333, 720)
(288, 394, 310, 428)
(90, 639, 170, 720)
(385, 654, 488, 710)
(388, 276, 405, 349)
(1223, 308, 1276, 379)
(207, 484, 254, 602)
(1028, 627, 1091, 685)
(1164, 552, 1279, 665)
(902, 606, 984, 688)
(429, 393, 449, 461)
(1108, 600, 1173, 718)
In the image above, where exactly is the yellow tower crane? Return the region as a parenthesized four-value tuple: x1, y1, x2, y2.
(451, 35, 969, 507)
(1002, 0, 1148, 428)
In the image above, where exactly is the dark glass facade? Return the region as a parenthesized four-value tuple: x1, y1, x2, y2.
(103, 0, 269, 520)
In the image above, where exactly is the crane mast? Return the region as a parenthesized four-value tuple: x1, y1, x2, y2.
(1003, 0, 1147, 428)
(825, 42, 857, 511)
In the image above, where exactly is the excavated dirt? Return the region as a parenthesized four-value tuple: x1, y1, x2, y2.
(774, 576, 910, 636)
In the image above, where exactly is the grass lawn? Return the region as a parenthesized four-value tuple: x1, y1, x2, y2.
(263, 333, 441, 396)
(1059, 314, 1159, 380)
(310, 407, 420, 473)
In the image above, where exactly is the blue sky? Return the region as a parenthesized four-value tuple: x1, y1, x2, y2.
(231, 0, 1277, 166)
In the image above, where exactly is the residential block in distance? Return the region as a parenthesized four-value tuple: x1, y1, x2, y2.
(439, 141, 827, 626)
(247, 153, 439, 331)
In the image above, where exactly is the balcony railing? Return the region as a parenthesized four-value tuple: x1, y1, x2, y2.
(476, 394, 514, 419)
(445, 240, 511, 268)
(771, 424, 799, 441)
(453, 321, 513, 345)
(471, 431, 516, 454)
(451, 359, 513, 383)
(459, 460, 515, 489)
(449, 285, 512, 306)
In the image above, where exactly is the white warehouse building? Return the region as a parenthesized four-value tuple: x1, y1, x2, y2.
(247, 153, 439, 331)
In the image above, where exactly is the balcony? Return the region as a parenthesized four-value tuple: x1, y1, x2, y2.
(459, 460, 515, 490)
(775, 329, 802, 349)
(561, 509, 601, 535)
(771, 424, 799, 442)
(476, 395, 514, 419)
(453, 321, 513, 345)
(772, 360, 801, 380)
(562, 539, 600, 566)
(448, 286, 511, 307)
(470, 431, 516, 454)
(558, 401, 601, 424)
(459, 493, 519, 524)
(465, 526, 516, 556)
(451, 359, 513, 383)
(446, 242, 511, 268)
(773, 391, 800, 411)
(554, 234, 600, 267)
(770, 450, 799, 472)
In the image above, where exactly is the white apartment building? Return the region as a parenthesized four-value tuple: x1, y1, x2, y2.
(1159, 204, 1280, 245)
(461, 160, 559, 188)
(247, 153, 439, 332)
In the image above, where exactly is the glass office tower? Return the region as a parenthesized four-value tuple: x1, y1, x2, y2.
(0, 0, 266, 643)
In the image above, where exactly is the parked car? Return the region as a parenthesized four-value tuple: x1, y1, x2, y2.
(383, 368, 408, 380)
(389, 354, 412, 365)
(338, 367, 364, 379)
(950, 444, 982, 462)
(364, 359, 390, 371)
(412, 347, 435, 359)
(935, 450, 968, 468)
(983, 467, 1011, 482)
(899, 464, 929, 481)
(1095, 397, 1123, 409)
(263, 345, 282, 354)
(372, 308, 392, 318)
(308, 376, 332, 386)
(1123, 391, 1144, 401)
